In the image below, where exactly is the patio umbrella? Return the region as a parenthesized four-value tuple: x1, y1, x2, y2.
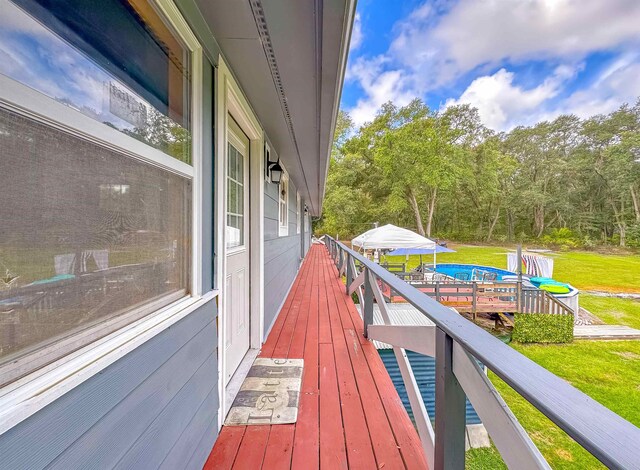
(387, 245, 456, 270)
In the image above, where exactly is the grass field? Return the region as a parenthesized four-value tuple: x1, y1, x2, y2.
(385, 244, 640, 292)
(468, 340, 640, 469)
(581, 294, 640, 329)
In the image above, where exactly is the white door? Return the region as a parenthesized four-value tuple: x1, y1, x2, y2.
(224, 117, 251, 384)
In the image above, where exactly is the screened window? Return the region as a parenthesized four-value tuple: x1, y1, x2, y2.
(0, 0, 196, 386)
(0, 108, 191, 385)
(279, 173, 289, 236)
(0, 0, 192, 163)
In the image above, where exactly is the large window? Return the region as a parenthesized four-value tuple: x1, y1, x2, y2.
(0, 0, 196, 386)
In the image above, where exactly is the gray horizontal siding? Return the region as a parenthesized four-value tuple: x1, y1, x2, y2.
(263, 177, 304, 337)
(0, 301, 218, 470)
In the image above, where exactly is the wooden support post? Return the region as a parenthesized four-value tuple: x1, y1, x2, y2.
(346, 253, 353, 295)
(516, 244, 523, 312)
(472, 283, 477, 321)
(363, 268, 374, 338)
(435, 328, 466, 470)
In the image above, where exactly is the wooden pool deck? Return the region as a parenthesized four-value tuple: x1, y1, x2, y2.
(204, 245, 427, 469)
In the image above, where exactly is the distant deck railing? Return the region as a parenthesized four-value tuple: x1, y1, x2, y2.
(325, 236, 640, 470)
(381, 279, 573, 318)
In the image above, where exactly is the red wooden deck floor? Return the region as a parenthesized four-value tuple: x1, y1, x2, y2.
(204, 245, 428, 470)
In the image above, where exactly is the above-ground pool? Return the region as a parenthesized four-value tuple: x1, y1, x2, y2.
(433, 263, 515, 281)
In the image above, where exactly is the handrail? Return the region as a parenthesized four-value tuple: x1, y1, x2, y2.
(325, 236, 640, 469)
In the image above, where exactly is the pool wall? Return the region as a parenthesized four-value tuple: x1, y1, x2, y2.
(434, 263, 515, 280)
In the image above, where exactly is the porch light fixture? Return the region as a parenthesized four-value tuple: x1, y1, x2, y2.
(269, 160, 283, 184)
(265, 143, 283, 183)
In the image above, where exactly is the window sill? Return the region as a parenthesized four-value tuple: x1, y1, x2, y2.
(279, 226, 289, 237)
(0, 290, 219, 436)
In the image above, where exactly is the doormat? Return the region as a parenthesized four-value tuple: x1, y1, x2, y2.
(225, 358, 304, 426)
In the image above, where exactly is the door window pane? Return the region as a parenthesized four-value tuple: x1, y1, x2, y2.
(0, 0, 192, 163)
(226, 142, 245, 249)
(0, 107, 191, 385)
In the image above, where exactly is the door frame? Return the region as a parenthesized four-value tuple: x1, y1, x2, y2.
(215, 58, 264, 425)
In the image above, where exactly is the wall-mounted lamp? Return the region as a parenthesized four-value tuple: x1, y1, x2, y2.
(265, 143, 283, 184)
(269, 160, 283, 184)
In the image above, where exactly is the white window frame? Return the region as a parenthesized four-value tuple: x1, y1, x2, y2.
(296, 191, 301, 234)
(278, 170, 289, 237)
(0, 0, 209, 435)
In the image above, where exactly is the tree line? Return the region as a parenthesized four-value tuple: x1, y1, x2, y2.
(316, 99, 640, 248)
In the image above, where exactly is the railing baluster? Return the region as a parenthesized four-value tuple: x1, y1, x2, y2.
(345, 253, 353, 295)
(349, 259, 365, 307)
(435, 327, 466, 470)
(472, 282, 477, 321)
(363, 267, 374, 338)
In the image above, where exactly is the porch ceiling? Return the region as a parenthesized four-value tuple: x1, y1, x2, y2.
(194, 0, 355, 216)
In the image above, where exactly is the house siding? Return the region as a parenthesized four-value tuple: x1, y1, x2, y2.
(0, 301, 218, 470)
(263, 177, 306, 338)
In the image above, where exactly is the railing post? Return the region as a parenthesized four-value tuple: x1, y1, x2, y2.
(472, 282, 477, 321)
(363, 268, 374, 338)
(346, 253, 353, 295)
(435, 328, 466, 470)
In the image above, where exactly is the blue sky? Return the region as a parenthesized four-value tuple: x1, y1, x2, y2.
(342, 0, 640, 131)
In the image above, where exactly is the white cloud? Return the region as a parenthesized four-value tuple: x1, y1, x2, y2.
(445, 57, 640, 131)
(345, 0, 640, 129)
(392, 0, 640, 89)
(444, 65, 579, 130)
(553, 54, 640, 118)
(350, 13, 363, 51)
(345, 55, 417, 127)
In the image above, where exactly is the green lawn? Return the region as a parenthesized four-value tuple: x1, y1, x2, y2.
(581, 294, 640, 330)
(466, 340, 640, 469)
(386, 244, 640, 292)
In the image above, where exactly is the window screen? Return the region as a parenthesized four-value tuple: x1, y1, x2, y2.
(0, 107, 191, 385)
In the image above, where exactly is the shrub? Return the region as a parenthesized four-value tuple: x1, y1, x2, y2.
(541, 227, 580, 249)
(512, 313, 574, 343)
(627, 223, 640, 248)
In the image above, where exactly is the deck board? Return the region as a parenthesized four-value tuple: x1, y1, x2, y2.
(205, 245, 428, 469)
